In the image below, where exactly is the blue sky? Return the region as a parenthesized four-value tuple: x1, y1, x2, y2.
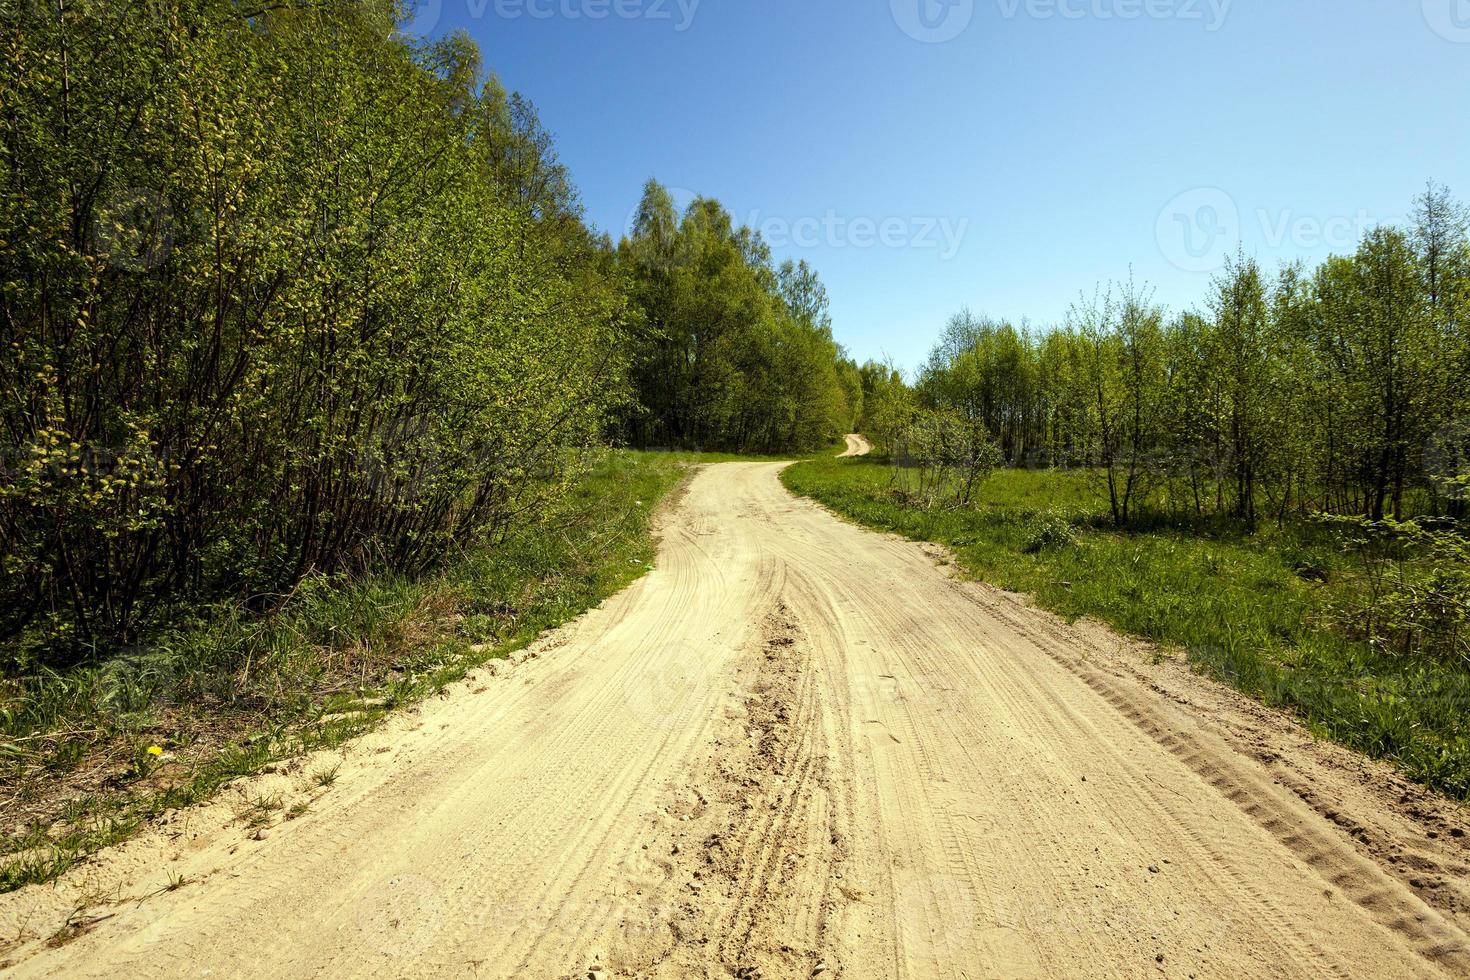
(412, 0, 1470, 372)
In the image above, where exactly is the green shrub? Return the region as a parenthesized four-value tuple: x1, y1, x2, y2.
(1023, 513, 1078, 554)
(0, 0, 625, 665)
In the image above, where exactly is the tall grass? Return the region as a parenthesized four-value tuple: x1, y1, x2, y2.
(784, 456, 1470, 800)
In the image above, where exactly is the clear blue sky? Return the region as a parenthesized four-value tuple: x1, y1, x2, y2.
(412, 0, 1470, 372)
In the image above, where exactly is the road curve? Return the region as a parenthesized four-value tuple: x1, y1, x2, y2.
(2, 461, 1468, 978)
(839, 433, 872, 457)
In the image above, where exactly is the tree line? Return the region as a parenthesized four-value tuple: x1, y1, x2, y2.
(616, 180, 862, 453)
(891, 184, 1470, 529)
(0, 0, 856, 664)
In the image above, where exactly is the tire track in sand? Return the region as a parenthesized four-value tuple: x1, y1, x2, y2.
(0, 446, 1466, 979)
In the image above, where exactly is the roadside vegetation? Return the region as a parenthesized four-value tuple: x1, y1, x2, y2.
(786, 183, 1470, 799)
(0, 0, 859, 884)
(785, 458, 1470, 799)
(0, 449, 699, 890)
(1, 0, 858, 669)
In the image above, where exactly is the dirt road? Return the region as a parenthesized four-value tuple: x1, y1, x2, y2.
(3, 445, 1469, 978)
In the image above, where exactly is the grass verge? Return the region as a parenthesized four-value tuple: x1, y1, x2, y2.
(0, 448, 717, 891)
(782, 454, 1470, 800)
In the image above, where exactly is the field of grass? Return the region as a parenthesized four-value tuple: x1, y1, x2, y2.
(0, 448, 722, 890)
(783, 454, 1470, 801)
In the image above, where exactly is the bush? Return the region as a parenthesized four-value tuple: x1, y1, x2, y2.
(1023, 513, 1079, 554)
(897, 410, 1002, 508)
(0, 0, 626, 665)
(1319, 516, 1469, 665)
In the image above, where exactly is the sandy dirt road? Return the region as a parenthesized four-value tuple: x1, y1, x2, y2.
(3, 443, 1469, 979)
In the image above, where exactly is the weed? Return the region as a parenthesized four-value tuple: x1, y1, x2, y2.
(1023, 513, 1078, 554)
(239, 793, 283, 828)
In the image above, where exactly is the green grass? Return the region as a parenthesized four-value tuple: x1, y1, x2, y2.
(0, 447, 715, 891)
(783, 454, 1470, 801)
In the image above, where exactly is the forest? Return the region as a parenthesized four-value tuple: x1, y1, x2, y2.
(0, 0, 859, 669)
(869, 184, 1470, 532)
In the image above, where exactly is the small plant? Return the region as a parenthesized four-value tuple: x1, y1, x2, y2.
(1023, 513, 1078, 554)
(458, 614, 499, 645)
(312, 763, 341, 788)
(1280, 540, 1333, 583)
(127, 742, 165, 782)
(239, 792, 283, 828)
(46, 739, 87, 774)
(897, 410, 1003, 509)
